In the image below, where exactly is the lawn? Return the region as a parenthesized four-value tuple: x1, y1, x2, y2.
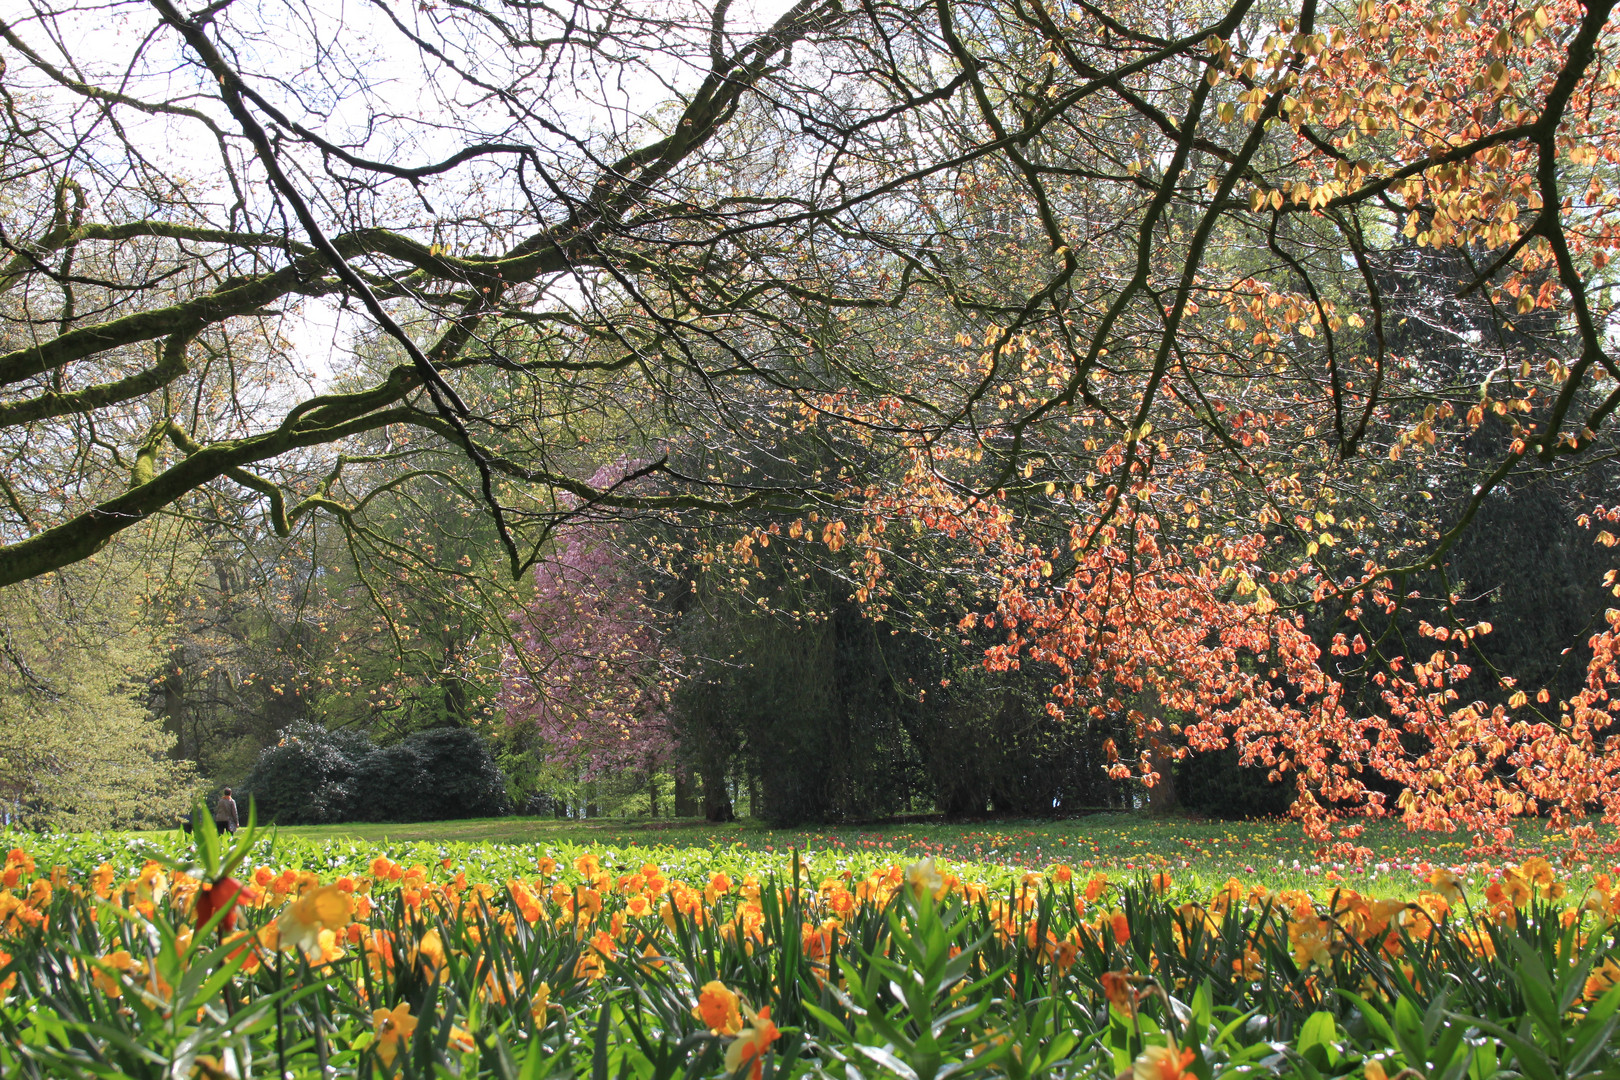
(259, 810, 1620, 897)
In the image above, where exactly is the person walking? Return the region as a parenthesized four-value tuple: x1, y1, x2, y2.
(214, 787, 239, 835)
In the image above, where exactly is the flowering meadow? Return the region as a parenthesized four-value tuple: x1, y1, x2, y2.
(268, 812, 1620, 898)
(3, 818, 1620, 1079)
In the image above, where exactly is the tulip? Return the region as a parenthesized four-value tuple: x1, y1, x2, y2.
(196, 877, 244, 934)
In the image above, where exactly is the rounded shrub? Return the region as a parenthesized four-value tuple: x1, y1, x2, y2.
(239, 721, 372, 825)
(359, 727, 510, 822)
(242, 723, 509, 824)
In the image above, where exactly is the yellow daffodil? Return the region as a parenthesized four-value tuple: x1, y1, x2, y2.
(372, 1002, 417, 1067)
(91, 950, 136, 998)
(531, 981, 552, 1025)
(905, 858, 944, 898)
(1427, 870, 1464, 903)
(276, 883, 352, 962)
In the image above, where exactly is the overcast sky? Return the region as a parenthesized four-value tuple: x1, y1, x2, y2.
(0, 0, 800, 387)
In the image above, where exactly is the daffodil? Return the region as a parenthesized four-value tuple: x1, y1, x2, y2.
(1427, 869, 1464, 903)
(705, 872, 732, 903)
(531, 981, 552, 1025)
(276, 883, 352, 962)
(1585, 957, 1620, 1002)
(905, 858, 944, 898)
(1100, 970, 1137, 1013)
(91, 863, 115, 901)
(414, 927, 446, 976)
(91, 950, 135, 998)
(724, 1004, 780, 1080)
(372, 1002, 417, 1067)
(192, 1055, 233, 1080)
(1290, 923, 1333, 969)
(692, 979, 742, 1035)
(1133, 1044, 1196, 1080)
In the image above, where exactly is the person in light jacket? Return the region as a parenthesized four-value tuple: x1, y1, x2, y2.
(214, 787, 239, 835)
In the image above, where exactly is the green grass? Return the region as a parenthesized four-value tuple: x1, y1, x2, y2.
(256, 811, 1620, 897)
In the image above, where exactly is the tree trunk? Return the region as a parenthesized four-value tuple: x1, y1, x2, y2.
(162, 645, 187, 760)
(673, 773, 698, 817)
(439, 636, 469, 725)
(703, 768, 734, 822)
(1145, 736, 1180, 813)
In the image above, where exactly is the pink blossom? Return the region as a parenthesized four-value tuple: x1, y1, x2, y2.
(499, 462, 676, 776)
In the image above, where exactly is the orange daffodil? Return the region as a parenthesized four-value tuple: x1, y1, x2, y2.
(725, 1004, 781, 1080)
(14, 837, 1620, 1080)
(1107, 967, 1197, 1080)
(692, 981, 779, 1080)
(414, 927, 447, 976)
(1101, 970, 1139, 1014)
(1585, 958, 1620, 1002)
(693, 979, 743, 1035)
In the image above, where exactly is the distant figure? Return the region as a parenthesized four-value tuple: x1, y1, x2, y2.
(214, 788, 239, 836)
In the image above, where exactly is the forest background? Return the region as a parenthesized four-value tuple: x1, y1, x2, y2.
(1, 0, 1619, 842)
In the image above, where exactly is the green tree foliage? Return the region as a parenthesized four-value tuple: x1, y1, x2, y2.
(0, 554, 195, 829)
(1175, 747, 1296, 819)
(673, 590, 913, 826)
(7, 0, 1620, 831)
(655, 466, 1134, 824)
(153, 451, 514, 788)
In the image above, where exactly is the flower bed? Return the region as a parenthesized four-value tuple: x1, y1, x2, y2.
(2, 823, 1618, 1078)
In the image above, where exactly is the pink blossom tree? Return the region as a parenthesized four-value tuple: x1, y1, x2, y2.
(499, 463, 676, 809)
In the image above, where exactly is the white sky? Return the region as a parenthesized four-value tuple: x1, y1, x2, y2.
(1, 0, 799, 387)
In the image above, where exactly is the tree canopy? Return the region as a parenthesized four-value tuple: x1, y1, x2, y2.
(3, 0, 1620, 836)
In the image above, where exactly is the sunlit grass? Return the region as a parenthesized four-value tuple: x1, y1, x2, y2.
(158, 811, 1620, 898)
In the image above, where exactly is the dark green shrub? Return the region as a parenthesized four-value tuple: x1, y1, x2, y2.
(351, 727, 510, 822)
(241, 723, 508, 823)
(239, 721, 372, 824)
